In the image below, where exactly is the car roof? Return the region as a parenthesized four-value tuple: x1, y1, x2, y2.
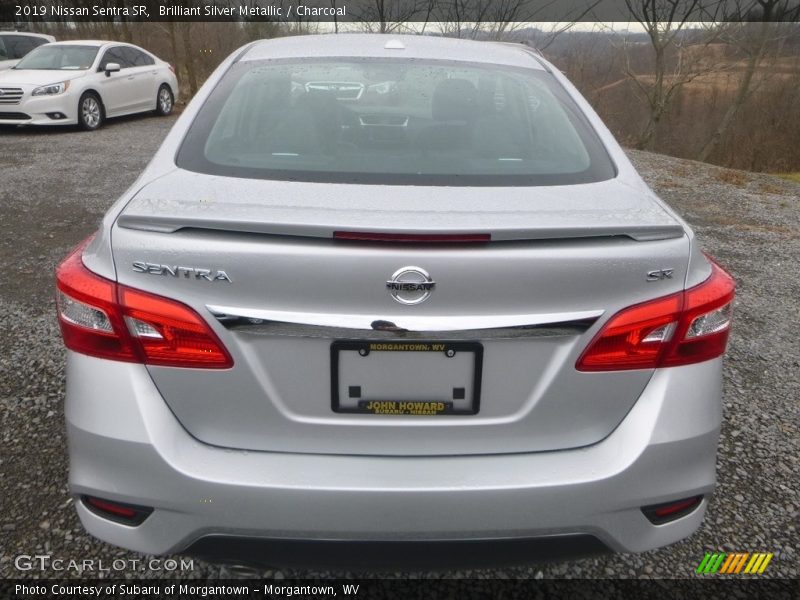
(37, 40, 158, 54)
(0, 31, 54, 40)
(241, 34, 546, 70)
(44, 40, 110, 48)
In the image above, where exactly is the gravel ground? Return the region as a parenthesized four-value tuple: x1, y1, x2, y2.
(0, 116, 798, 580)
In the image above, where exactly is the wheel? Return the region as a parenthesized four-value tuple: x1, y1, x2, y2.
(155, 85, 174, 116)
(78, 93, 104, 131)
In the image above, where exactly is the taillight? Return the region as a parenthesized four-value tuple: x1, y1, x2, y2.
(55, 238, 139, 362)
(577, 257, 735, 371)
(56, 236, 233, 369)
(168, 63, 175, 75)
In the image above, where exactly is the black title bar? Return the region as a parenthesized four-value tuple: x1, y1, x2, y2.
(3, 0, 800, 24)
(2, 578, 800, 600)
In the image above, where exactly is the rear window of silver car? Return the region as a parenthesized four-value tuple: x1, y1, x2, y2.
(177, 58, 616, 186)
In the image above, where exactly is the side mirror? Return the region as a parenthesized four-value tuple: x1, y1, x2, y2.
(104, 62, 121, 77)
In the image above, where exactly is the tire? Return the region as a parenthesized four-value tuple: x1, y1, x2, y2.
(77, 92, 104, 131)
(155, 84, 174, 116)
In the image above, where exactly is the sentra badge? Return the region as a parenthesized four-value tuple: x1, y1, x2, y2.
(132, 261, 232, 283)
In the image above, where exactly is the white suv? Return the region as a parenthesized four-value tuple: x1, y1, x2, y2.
(0, 31, 55, 70)
(0, 40, 178, 130)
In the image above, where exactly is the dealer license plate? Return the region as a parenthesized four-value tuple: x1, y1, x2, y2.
(331, 340, 482, 415)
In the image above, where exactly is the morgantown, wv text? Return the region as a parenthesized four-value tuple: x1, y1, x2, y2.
(15, 583, 361, 597)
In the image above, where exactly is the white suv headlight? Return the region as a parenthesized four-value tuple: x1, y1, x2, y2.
(32, 81, 70, 96)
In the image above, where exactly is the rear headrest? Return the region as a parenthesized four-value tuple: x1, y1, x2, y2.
(432, 78, 479, 122)
(257, 76, 291, 109)
(295, 88, 337, 112)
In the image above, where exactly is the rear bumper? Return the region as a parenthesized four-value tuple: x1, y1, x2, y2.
(65, 351, 722, 564)
(184, 534, 610, 570)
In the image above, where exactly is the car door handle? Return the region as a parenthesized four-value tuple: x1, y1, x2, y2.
(127, 76, 135, 80)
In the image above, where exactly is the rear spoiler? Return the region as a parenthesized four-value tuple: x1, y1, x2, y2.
(116, 215, 685, 243)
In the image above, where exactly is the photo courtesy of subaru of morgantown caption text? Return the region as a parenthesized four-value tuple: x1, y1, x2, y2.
(54, 34, 735, 570)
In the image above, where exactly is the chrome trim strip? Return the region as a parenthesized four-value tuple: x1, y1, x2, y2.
(207, 306, 603, 339)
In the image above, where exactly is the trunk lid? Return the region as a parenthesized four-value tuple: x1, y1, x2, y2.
(117, 169, 683, 242)
(111, 170, 689, 456)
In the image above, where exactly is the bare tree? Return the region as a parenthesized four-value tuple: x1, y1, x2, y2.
(480, 0, 601, 44)
(113, 0, 133, 43)
(331, 0, 339, 33)
(697, 0, 800, 161)
(623, 0, 723, 150)
(554, 27, 625, 101)
(430, 0, 599, 44)
(432, 0, 471, 37)
(350, 0, 426, 34)
(179, 22, 199, 96)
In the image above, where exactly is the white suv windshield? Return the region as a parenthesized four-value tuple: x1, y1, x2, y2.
(178, 58, 615, 186)
(14, 45, 98, 70)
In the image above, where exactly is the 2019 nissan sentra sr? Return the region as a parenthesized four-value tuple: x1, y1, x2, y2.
(0, 40, 177, 129)
(55, 34, 735, 570)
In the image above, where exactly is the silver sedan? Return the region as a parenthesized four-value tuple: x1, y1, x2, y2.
(55, 34, 735, 570)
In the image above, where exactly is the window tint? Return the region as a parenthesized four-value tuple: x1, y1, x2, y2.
(123, 47, 155, 66)
(0, 37, 6, 61)
(2, 35, 48, 60)
(177, 58, 615, 187)
(99, 47, 133, 70)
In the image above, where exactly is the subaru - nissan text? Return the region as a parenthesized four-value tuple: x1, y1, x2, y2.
(55, 34, 735, 570)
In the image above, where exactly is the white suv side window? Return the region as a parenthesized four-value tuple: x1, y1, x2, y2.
(98, 46, 132, 71)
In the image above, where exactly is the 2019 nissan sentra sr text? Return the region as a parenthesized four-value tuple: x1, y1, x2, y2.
(0, 40, 177, 129)
(55, 35, 735, 570)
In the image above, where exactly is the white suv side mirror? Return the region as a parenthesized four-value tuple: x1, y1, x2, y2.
(104, 62, 121, 76)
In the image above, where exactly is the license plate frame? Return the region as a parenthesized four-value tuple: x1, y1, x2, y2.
(331, 340, 483, 416)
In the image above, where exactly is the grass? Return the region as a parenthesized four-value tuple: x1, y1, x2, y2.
(775, 173, 800, 184)
(759, 183, 785, 195)
(715, 169, 750, 186)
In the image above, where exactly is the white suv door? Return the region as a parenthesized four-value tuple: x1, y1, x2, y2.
(120, 46, 159, 111)
(96, 46, 141, 115)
